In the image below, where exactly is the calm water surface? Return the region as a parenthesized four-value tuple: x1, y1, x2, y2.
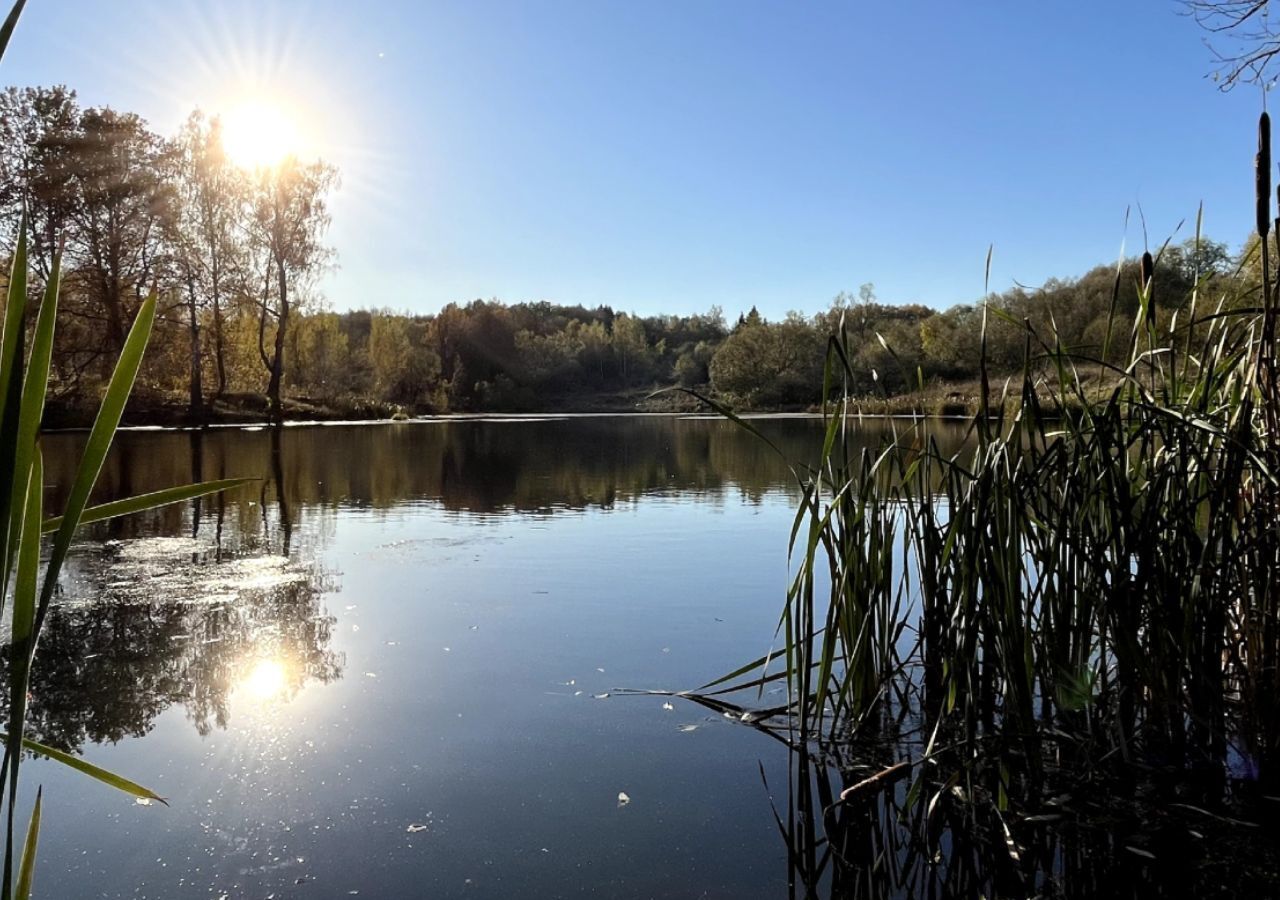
(25, 415, 964, 899)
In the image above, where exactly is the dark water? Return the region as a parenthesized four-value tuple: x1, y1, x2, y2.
(23, 415, 964, 899)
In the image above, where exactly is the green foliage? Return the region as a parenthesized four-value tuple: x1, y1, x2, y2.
(709, 313, 825, 406)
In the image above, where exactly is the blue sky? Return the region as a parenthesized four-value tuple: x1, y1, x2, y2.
(0, 0, 1265, 319)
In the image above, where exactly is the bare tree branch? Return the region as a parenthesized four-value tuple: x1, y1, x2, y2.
(1186, 0, 1280, 88)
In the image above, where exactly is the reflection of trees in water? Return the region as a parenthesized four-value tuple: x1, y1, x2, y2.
(7, 547, 343, 752)
(9, 426, 344, 754)
(42, 418, 972, 523)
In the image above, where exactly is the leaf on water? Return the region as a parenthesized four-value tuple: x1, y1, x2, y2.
(617, 792, 630, 807)
(678, 725, 698, 733)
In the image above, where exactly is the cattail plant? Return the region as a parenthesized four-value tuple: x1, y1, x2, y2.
(692, 106, 1280, 896)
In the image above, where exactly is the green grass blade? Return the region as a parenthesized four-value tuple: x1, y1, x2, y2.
(0, 335, 22, 605)
(10, 452, 39, 649)
(6, 256, 59, 576)
(12, 788, 38, 900)
(37, 294, 156, 631)
(0, 216, 27, 431)
(0, 219, 28, 596)
(3, 451, 40, 900)
(697, 645, 795, 692)
(1, 736, 166, 805)
(41, 478, 257, 535)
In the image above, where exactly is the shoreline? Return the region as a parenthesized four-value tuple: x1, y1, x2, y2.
(45, 409, 977, 434)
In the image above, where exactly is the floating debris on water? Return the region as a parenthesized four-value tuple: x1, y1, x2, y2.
(61, 537, 316, 611)
(678, 724, 698, 733)
(662, 702, 674, 711)
(406, 823, 429, 833)
(593, 693, 610, 700)
(617, 792, 630, 807)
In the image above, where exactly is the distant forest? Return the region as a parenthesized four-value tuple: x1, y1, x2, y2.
(0, 84, 1263, 421)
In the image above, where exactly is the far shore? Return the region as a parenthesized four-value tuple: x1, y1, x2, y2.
(40, 386, 997, 432)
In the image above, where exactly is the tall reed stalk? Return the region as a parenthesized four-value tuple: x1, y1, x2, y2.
(696, 109, 1280, 888)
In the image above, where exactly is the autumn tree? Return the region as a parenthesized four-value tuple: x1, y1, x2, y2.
(0, 85, 78, 281)
(290, 311, 350, 400)
(245, 156, 337, 423)
(709, 313, 825, 407)
(168, 111, 246, 407)
(65, 107, 172, 359)
(611, 312, 658, 385)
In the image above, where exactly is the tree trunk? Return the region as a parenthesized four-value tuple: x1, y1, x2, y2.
(211, 257, 227, 399)
(101, 275, 126, 358)
(266, 256, 289, 425)
(186, 277, 204, 422)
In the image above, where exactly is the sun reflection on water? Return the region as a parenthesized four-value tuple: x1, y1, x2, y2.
(240, 658, 289, 701)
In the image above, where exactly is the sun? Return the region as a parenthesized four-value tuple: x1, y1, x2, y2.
(219, 99, 301, 170)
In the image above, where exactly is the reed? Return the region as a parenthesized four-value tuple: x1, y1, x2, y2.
(0, 4, 251, 894)
(693, 109, 1280, 890)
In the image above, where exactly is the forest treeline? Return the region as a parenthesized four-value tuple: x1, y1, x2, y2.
(0, 84, 1262, 421)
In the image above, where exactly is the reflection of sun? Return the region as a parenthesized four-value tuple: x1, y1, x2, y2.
(241, 659, 288, 701)
(220, 99, 302, 170)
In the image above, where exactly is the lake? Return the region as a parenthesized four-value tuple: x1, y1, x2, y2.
(22, 414, 968, 899)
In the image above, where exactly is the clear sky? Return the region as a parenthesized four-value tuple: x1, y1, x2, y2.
(0, 0, 1267, 319)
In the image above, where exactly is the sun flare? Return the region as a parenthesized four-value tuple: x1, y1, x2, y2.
(219, 100, 301, 170)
